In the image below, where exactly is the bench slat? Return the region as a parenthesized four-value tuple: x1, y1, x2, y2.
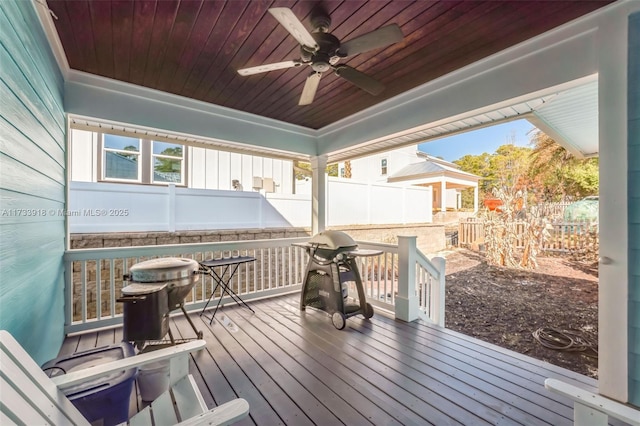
(177, 399, 251, 426)
(172, 375, 208, 421)
(127, 405, 152, 426)
(150, 389, 179, 425)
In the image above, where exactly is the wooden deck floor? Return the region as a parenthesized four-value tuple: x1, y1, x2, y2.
(60, 294, 602, 426)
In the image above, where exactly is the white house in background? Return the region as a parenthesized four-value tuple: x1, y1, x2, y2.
(340, 146, 480, 217)
(70, 128, 295, 194)
(68, 128, 433, 232)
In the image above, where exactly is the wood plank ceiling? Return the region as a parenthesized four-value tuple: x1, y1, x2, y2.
(47, 0, 613, 130)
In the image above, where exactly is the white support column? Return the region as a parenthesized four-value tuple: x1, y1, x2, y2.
(597, 5, 630, 402)
(473, 185, 479, 213)
(396, 236, 419, 322)
(440, 180, 447, 212)
(311, 155, 327, 235)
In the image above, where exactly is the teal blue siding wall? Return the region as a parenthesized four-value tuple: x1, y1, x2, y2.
(0, 1, 66, 364)
(629, 11, 640, 408)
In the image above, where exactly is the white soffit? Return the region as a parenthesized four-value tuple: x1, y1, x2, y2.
(325, 96, 553, 164)
(69, 115, 310, 162)
(327, 79, 598, 164)
(527, 80, 598, 158)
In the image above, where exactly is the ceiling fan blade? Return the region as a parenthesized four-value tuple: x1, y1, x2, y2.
(338, 24, 403, 57)
(299, 72, 322, 105)
(269, 7, 318, 51)
(237, 60, 302, 76)
(335, 65, 384, 96)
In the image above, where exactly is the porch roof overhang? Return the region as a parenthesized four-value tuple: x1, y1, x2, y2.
(35, 1, 617, 165)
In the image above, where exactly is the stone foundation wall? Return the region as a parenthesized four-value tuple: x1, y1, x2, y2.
(70, 228, 312, 249)
(71, 224, 446, 254)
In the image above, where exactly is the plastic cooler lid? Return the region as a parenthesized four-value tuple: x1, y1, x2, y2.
(42, 343, 137, 397)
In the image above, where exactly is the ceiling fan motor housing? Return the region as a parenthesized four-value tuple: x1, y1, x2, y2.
(305, 32, 341, 72)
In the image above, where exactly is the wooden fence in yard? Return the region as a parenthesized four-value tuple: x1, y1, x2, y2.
(458, 218, 599, 253)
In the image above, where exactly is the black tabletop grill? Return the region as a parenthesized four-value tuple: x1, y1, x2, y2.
(298, 231, 380, 329)
(118, 257, 203, 349)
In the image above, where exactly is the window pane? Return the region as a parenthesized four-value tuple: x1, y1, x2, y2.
(104, 134, 140, 151)
(105, 151, 139, 180)
(153, 141, 183, 157)
(153, 158, 182, 183)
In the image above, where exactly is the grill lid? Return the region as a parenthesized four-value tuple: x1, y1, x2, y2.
(309, 230, 357, 250)
(129, 257, 199, 283)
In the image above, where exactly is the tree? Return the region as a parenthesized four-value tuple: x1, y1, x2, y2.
(154, 147, 183, 172)
(527, 130, 598, 201)
(454, 144, 533, 206)
(293, 160, 338, 180)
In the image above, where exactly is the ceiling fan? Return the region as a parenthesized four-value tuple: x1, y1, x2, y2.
(237, 7, 403, 105)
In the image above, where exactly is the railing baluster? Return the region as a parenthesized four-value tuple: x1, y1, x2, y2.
(81, 261, 87, 324)
(109, 259, 115, 317)
(96, 261, 101, 320)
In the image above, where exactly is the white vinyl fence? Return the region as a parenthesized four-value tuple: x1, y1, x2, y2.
(68, 179, 432, 233)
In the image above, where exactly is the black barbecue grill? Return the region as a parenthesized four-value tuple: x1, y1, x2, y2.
(297, 231, 381, 329)
(118, 257, 203, 349)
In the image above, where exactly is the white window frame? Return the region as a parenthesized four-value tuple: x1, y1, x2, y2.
(381, 158, 388, 176)
(100, 133, 142, 183)
(151, 141, 185, 185)
(98, 133, 187, 186)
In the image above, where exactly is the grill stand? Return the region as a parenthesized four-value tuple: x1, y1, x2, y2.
(299, 245, 377, 329)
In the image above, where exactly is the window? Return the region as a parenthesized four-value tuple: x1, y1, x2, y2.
(152, 141, 184, 184)
(103, 134, 141, 181)
(100, 133, 185, 185)
(381, 158, 388, 175)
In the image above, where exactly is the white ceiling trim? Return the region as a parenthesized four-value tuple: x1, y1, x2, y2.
(68, 115, 310, 162)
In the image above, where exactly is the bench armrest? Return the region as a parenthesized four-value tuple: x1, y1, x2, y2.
(178, 398, 250, 426)
(52, 340, 206, 390)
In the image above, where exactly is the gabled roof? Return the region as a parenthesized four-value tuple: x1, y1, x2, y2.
(388, 158, 480, 184)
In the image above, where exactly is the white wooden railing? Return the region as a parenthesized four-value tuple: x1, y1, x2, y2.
(63, 237, 445, 334)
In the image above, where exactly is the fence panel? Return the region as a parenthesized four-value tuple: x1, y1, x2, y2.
(458, 218, 598, 254)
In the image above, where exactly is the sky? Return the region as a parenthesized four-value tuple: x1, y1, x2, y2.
(418, 119, 536, 162)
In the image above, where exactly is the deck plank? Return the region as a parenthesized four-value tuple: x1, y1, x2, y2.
(240, 297, 435, 425)
(60, 294, 607, 426)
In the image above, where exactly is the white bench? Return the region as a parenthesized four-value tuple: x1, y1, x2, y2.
(0, 330, 249, 425)
(545, 378, 639, 426)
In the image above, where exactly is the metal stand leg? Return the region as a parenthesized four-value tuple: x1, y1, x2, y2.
(181, 304, 203, 339)
(199, 263, 254, 325)
(167, 327, 175, 345)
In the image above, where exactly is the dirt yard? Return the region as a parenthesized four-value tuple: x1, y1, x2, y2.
(442, 249, 599, 378)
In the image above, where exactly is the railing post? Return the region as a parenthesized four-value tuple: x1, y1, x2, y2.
(431, 256, 446, 327)
(396, 236, 419, 322)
